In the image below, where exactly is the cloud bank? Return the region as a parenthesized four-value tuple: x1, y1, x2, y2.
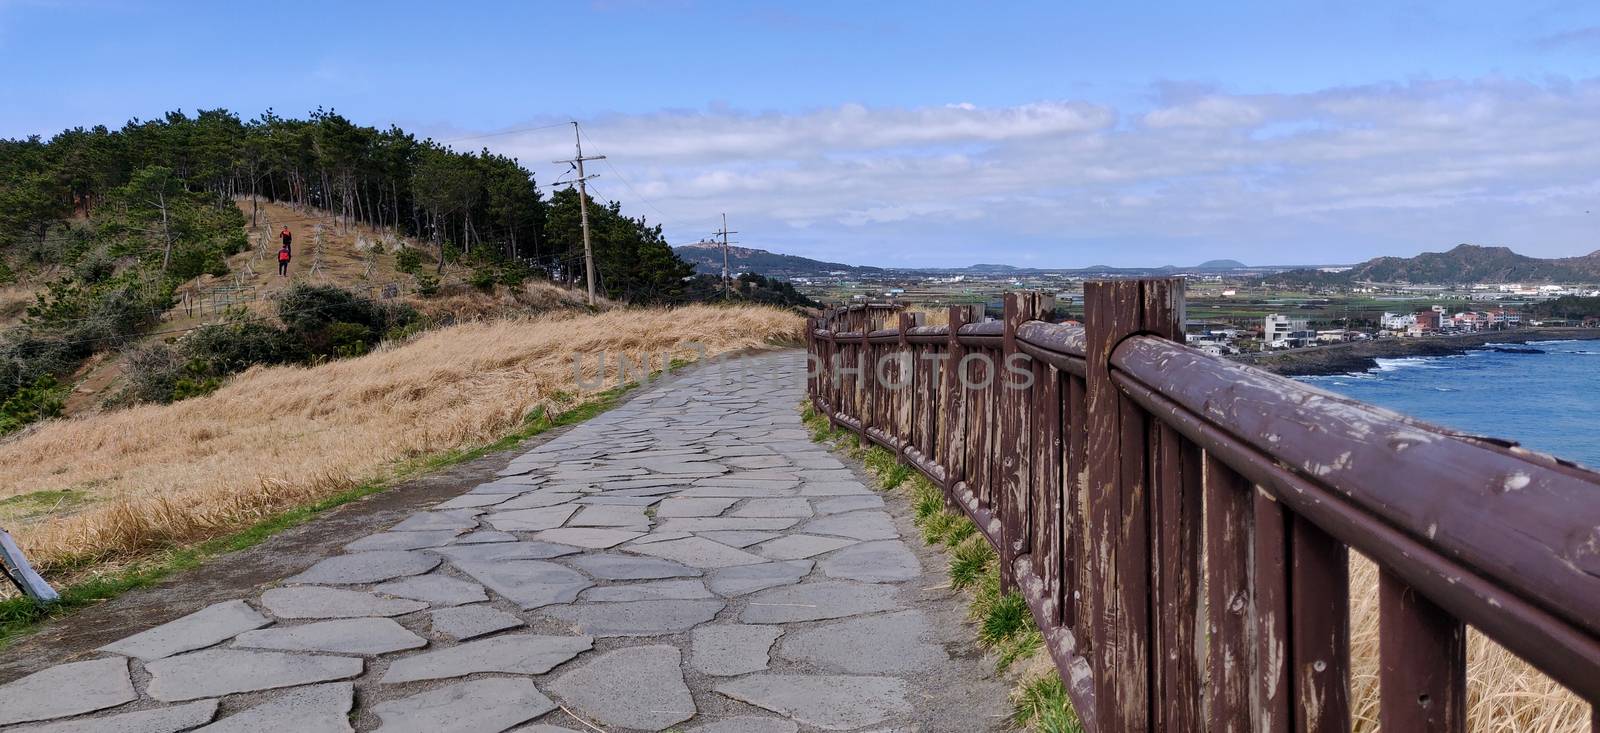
(474, 78, 1600, 268)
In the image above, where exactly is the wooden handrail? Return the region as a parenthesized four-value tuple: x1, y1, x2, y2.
(806, 279, 1600, 733)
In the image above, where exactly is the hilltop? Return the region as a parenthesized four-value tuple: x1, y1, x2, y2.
(1271, 244, 1600, 285)
(674, 242, 884, 277)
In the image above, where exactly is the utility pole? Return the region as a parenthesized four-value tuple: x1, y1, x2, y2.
(714, 213, 738, 300)
(556, 122, 605, 305)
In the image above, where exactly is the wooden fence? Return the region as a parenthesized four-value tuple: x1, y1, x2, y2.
(805, 278, 1600, 732)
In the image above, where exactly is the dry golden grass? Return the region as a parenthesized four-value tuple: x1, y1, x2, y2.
(413, 280, 616, 322)
(1346, 553, 1591, 732)
(0, 304, 803, 577)
(0, 283, 39, 326)
(906, 305, 950, 327)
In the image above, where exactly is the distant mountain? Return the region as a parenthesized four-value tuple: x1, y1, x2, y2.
(1196, 259, 1248, 270)
(673, 243, 884, 277)
(1270, 244, 1600, 285)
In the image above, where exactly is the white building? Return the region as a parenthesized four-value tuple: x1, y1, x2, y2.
(1263, 314, 1309, 346)
(1380, 312, 1416, 331)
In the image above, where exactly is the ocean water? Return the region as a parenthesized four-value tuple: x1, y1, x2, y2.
(1300, 340, 1600, 469)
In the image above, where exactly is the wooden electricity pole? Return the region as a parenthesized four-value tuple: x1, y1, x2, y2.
(714, 213, 737, 300)
(556, 122, 605, 305)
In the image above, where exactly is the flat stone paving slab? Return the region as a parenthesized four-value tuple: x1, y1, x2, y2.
(801, 511, 899, 541)
(196, 681, 353, 733)
(625, 536, 768, 568)
(259, 586, 427, 619)
(812, 495, 885, 514)
(286, 550, 441, 585)
(380, 633, 592, 683)
(565, 553, 701, 580)
(819, 539, 921, 583)
(568, 504, 650, 527)
(428, 605, 524, 640)
(390, 509, 480, 532)
(345, 529, 463, 551)
(486, 505, 580, 531)
(740, 581, 900, 623)
(234, 617, 426, 655)
(373, 574, 487, 606)
(690, 624, 782, 676)
(448, 559, 593, 609)
(753, 533, 857, 560)
(715, 674, 913, 731)
(9, 699, 217, 733)
(580, 579, 713, 602)
(146, 649, 362, 702)
(431, 541, 580, 562)
(655, 497, 739, 517)
(0, 657, 136, 726)
(99, 599, 270, 660)
(542, 599, 724, 637)
(686, 718, 799, 733)
(491, 491, 581, 510)
(706, 559, 813, 596)
(777, 610, 946, 674)
(373, 678, 554, 733)
(549, 645, 695, 731)
(453, 529, 518, 544)
(697, 530, 781, 547)
(529, 528, 642, 549)
(730, 498, 813, 518)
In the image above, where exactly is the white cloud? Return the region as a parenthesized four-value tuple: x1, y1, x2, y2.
(470, 79, 1600, 266)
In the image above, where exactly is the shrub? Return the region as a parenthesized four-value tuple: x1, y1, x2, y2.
(469, 266, 497, 292)
(183, 321, 291, 375)
(116, 343, 183, 404)
(0, 376, 67, 434)
(395, 248, 422, 274)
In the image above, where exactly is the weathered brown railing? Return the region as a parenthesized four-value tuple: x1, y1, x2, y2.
(805, 278, 1600, 732)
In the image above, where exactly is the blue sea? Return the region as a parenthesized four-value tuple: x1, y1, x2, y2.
(1300, 340, 1600, 469)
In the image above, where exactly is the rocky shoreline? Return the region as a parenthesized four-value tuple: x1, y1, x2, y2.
(1231, 328, 1600, 377)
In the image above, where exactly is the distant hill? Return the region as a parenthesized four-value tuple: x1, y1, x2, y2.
(673, 243, 884, 277)
(1196, 259, 1248, 270)
(1270, 244, 1600, 285)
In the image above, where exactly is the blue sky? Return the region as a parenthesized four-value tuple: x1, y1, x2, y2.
(4, 1, 1600, 267)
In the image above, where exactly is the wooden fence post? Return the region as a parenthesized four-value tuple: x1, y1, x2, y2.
(943, 304, 973, 508)
(858, 328, 872, 448)
(1085, 277, 1185, 733)
(897, 311, 916, 462)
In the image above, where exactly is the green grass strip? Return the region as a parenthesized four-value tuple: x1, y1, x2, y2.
(799, 401, 1082, 732)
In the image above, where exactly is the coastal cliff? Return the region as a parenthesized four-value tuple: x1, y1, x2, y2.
(1232, 328, 1600, 376)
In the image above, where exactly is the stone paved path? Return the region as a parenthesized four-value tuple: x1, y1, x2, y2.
(0, 352, 1007, 732)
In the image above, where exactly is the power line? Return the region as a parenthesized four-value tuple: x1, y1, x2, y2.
(437, 121, 574, 146)
(574, 126, 685, 228)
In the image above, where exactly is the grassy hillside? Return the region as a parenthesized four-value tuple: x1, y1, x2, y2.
(1272, 244, 1600, 285)
(0, 304, 802, 582)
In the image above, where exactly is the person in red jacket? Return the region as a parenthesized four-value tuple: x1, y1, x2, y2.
(277, 245, 291, 277)
(280, 226, 292, 255)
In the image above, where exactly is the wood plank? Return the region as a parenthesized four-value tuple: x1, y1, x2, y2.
(1205, 457, 1255, 733)
(1035, 360, 1063, 624)
(1379, 568, 1465, 733)
(1152, 424, 1202, 732)
(1085, 278, 1152, 732)
(1066, 374, 1089, 632)
(1255, 490, 1293, 733)
(1291, 515, 1350, 733)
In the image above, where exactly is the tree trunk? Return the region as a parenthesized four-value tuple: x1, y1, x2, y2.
(157, 191, 173, 272)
